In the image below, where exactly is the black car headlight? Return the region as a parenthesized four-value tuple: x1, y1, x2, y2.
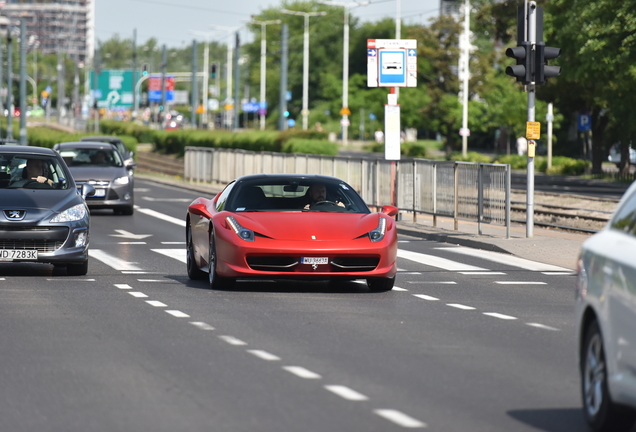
(369, 217, 386, 243)
(226, 216, 255, 242)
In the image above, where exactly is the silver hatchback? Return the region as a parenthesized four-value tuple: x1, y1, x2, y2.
(576, 180, 636, 431)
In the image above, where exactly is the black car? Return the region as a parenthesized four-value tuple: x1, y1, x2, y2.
(80, 136, 134, 161)
(53, 142, 136, 215)
(0, 145, 94, 275)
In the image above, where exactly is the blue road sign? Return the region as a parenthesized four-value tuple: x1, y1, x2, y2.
(578, 114, 591, 132)
(379, 50, 406, 85)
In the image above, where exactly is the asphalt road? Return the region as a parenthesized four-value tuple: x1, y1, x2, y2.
(0, 178, 592, 432)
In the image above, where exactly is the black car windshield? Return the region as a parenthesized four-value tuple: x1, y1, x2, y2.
(1, 154, 71, 190)
(58, 148, 123, 167)
(228, 178, 371, 214)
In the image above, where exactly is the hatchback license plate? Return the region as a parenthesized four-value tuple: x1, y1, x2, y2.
(0, 249, 38, 261)
(301, 257, 328, 265)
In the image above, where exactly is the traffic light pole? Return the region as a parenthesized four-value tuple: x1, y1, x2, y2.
(526, 2, 536, 238)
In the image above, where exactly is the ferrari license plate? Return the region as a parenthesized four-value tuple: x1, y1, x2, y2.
(301, 257, 328, 265)
(0, 249, 38, 261)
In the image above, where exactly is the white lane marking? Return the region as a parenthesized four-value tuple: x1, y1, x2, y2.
(128, 292, 148, 298)
(447, 303, 476, 310)
(459, 271, 506, 275)
(152, 248, 187, 263)
(400, 272, 422, 275)
(190, 321, 215, 330)
(324, 385, 368, 401)
(407, 281, 456, 285)
(398, 249, 488, 271)
(46, 278, 95, 281)
(146, 300, 167, 307)
(542, 271, 576, 276)
(374, 409, 427, 428)
(136, 207, 186, 227)
(165, 310, 190, 318)
(393, 286, 408, 291)
(218, 335, 247, 346)
(247, 350, 281, 361)
(117, 242, 147, 245)
(162, 242, 185, 245)
(137, 279, 170, 282)
(398, 240, 411, 243)
(413, 294, 439, 301)
(527, 322, 559, 331)
(122, 271, 153, 274)
(283, 366, 322, 379)
(142, 197, 192, 202)
(89, 249, 142, 271)
(495, 281, 547, 285)
(437, 246, 572, 272)
(483, 312, 517, 320)
(114, 284, 132, 289)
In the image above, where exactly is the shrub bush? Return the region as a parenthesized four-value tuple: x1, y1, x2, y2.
(282, 139, 338, 155)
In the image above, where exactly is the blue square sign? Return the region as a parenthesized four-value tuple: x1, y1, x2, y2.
(379, 50, 406, 85)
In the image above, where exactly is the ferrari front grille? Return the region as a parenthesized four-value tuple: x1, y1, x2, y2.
(247, 256, 299, 272)
(330, 257, 379, 272)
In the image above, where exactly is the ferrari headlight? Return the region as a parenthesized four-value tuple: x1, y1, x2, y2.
(226, 216, 255, 242)
(50, 204, 88, 223)
(113, 175, 130, 185)
(369, 217, 386, 243)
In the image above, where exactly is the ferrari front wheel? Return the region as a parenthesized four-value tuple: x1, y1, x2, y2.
(186, 225, 206, 280)
(367, 276, 395, 292)
(208, 234, 235, 290)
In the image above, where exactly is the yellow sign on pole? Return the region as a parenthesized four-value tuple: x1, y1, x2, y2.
(340, 107, 351, 116)
(526, 122, 541, 139)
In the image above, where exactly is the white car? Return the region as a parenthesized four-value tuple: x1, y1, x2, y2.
(608, 141, 636, 167)
(576, 180, 636, 431)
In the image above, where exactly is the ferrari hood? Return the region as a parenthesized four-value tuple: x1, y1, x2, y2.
(232, 212, 383, 241)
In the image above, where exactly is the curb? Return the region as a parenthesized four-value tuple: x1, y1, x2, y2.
(396, 225, 512, 255)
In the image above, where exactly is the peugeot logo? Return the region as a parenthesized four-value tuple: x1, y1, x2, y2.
(3, 210, 26, 221)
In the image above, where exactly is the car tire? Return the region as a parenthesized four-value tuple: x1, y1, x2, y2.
(186, 225, 206, 280)
(581, 320, 636, 432)
(208, 233, 235, 290)
(367, 276, 395, 292)
(67, 260, 88, 276)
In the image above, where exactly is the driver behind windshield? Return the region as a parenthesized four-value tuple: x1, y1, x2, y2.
(10, 158, 53, 187)
(303, 183, 345, 210)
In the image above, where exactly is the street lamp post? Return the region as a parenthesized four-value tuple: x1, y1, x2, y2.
(189, 30, 214, 127)
(210, 26, 242, 130)
(281, 10, 325, 130)
(248, 19, 281, 131)
(319, 1, 368, 145)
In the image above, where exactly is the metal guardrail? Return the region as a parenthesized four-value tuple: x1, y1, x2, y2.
(184, 147, 511, 238)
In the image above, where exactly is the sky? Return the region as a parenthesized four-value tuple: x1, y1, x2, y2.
(95, 0, 442, 48)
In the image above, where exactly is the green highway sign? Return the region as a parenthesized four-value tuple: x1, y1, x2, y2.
(90, 69, 134, 109)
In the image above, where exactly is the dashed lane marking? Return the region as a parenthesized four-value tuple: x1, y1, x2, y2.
(283, 366, 322, 379)
(146, 300, 167, 307)
(190, 321, 215, 330)
(495, 281, 547, 285)
(114, 284, 132, 289)
(413, 294, 439, 301)
(247, 350, 281, 361)
(218, 335, 247, 346)
(527, 322, 559, 331)
(165, 310, 190, 318)
(483, 312, 517, 320)
(374, 409, 427, 428)
(446, 303, 476, 310)
(152, 248, 186, 263)
(136, 207, 186, 227)
(324, 385, 369, 401)
(128, 292, 148, 298)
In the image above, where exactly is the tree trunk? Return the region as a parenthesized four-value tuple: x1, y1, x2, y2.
(591, 107, 608, 174)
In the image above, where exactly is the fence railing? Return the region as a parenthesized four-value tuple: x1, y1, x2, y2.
(184, 147, 511, 238)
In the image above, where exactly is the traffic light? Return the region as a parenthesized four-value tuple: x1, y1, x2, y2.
(505, 42, 532, 85)
(142, 63, 149, 76)
(534, 43, 561, 85)
(210, 63, 217, 79)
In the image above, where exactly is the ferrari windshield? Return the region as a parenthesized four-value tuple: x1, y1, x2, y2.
(227, 177, 371, 214)
(1, 153, 71, 190)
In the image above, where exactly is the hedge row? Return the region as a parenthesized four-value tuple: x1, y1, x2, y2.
(98, 121, 332, 156)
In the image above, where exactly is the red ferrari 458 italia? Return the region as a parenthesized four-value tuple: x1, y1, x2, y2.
(185, 174, 398, 291)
